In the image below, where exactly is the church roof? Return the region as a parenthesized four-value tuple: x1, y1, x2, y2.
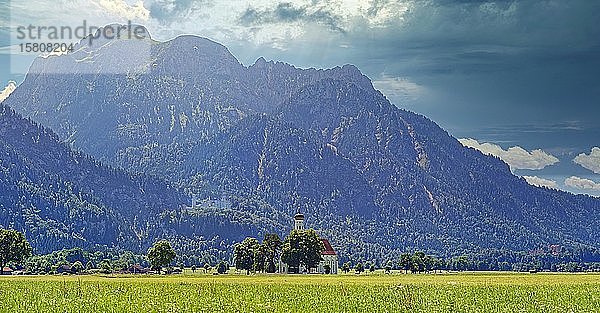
(321, 239, 336, 255)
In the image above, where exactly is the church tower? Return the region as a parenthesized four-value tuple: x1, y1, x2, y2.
(294, 213, 304, 230)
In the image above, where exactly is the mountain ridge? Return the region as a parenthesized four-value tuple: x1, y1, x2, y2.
(3, 30, 599, 261)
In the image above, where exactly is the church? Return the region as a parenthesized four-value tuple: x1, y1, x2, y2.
(279, 213, 339, 274)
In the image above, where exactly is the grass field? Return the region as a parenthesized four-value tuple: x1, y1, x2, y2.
(1, 272, 599, 312)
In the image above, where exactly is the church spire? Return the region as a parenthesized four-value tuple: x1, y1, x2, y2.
(293, 212, 304, 230)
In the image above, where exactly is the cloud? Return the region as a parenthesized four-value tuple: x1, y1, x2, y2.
(0, 81, 16, 103)
(372, 74, 426, 104)
(459, 138, 559, 170)
(573, 147, 600, 174)
(136, 0, 413, 49)
(564, 176, 600, 191)
(239, 2, 346, 33)
(147, 0, 200, 21)
(236, 0, 412, 32)
(94, 0, 150, 21)
(523, 176, 558, 189)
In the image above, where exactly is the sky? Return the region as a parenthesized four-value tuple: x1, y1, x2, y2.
(0, 0, 599, 196)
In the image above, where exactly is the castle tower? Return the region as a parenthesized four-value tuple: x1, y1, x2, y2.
(294, 213, 304, 230)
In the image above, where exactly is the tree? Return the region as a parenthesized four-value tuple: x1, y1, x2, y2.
(434, 258, 445, 273)
(234, 237, 260, 274)
(262, 233, 282, 273)
(253, 243, 268, 272)
(113, 251, 137, 271)
(147, 240, 176, 272)
(99, 259, 112, 274)
(369, 264, 376, 273)
(411, 252, 425, 273)
(85, 260, 94, 271)
(72, 261, 84, 273)
(452, 255, 469, 271)
(217, 261, 228, 274)
(342, 262, 351, 274)
(384, 261, 393, 274)
(423, 255, 433, 273)
(0, 229, 32, 274)
(281, 229, 324, 273)
(399, 253, 411, 274)
(191, 264, 197, 273)
(324, 264, 331, 274)
(355, 262, 364, 274)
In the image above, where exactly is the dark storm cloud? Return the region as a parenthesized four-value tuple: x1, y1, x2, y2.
(239, 2, 345, 33)
(341, 1, 600, 124)
(236, 0, 599, 81)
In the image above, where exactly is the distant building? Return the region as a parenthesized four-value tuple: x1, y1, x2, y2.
(1, 267, 13, 275)
(56, 264, 74, 274)
(126, 264, 148, 274)
(280, 213, 338, 274)
(549, 245, 561, 256)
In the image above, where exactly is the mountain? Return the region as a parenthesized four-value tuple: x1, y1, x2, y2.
(4, 26, 599, 261)
(0, 103, 254, 255)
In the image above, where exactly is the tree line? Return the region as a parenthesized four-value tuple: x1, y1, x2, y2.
(345, 251, 600, 273)
(1, 229, 233, 275)
(3, 228, 600, 275)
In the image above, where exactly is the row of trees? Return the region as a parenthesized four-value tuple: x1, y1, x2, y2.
(26, 248, 148, 274)
(234, 229, 325, 274)
(0, 229, 182, 275)
(234, 233, 282, 274)
(191, 261, 229, 274)
(5, 228, 600, 275)
(2, 229, 231, 275)
(346, 251, 600, 274)
(341, 252, 443, 274)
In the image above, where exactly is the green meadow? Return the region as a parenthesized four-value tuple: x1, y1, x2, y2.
(1, 272, 599, 312)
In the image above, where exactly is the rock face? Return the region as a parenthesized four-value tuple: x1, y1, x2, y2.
(4, 29, 599, 259)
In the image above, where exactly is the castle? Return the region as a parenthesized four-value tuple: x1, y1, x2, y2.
(279, 213, 338, 274)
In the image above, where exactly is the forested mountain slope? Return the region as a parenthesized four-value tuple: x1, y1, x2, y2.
(4, 27, 599, 260)
(0, 104, 252, 254)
